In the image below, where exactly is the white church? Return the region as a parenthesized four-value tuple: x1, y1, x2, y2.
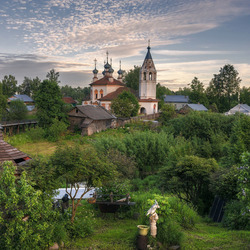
(82, 44, 158, 115)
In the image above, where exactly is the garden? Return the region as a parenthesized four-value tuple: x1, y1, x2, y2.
(1, 111, 250, 249)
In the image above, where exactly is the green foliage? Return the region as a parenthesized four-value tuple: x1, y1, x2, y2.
(50, 145, 117, 222)
(223, 200, 250, 230)
(47, 118, 68, 141)
(0, 75, 17, 97)
(61, 85, 90, 104)
(7, 99, 28, 121)
(18, 76, 41, 97)
(157, 220, 184, 247)
(34, 79, 68, 128)
(0, 85, 7, 120)
(26, 126, 45, 142)
(111, 90, 139, 117)
(161, 155, 219, 214)
(124, 66, 140, 90)
(158, 103, 176, 125)
(207, 64, 241, 112)
(46, 69, 60, 83)
(240, 86, 250, 105)
(156, 83, 173, 101)
(0, 161, 58, 249)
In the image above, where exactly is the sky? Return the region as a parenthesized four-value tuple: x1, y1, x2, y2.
(0, 0, 250, 91)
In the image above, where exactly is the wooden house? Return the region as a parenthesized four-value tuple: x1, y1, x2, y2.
(68, 105, 116, 136)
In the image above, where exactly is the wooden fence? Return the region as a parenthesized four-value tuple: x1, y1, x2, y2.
(0, 120, 38, 135)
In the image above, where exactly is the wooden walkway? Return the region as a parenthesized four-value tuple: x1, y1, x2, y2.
(0, 120, 38, 135)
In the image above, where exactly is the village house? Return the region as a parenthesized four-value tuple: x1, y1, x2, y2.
(68, 105, 116, 136)
(7, 94, 36, 113)
(62, 96, 78, 107)
(83, 44, 158, 115)
(180, 104, 208, 113)
(225, 104, 250, 116)
(164, 95, 190, 110)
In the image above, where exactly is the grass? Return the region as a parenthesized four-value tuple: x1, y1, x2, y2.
(67, 202, 250, 250)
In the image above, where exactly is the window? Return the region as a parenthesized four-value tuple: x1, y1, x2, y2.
(149, 72, 152, 80)
(100, 89, 104, 98)
(144, 72, 146, 80)
(94, 89, 98, 99)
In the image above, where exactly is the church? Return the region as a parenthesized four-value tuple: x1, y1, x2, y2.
(82, 44, 158, 115)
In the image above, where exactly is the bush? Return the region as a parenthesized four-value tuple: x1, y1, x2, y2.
(47, 118, 68, 141)
(26, 126, 45, 142)
(7, 99, 28, 121)
(223, 200, 250, 230)
(157, 220, 184, 247)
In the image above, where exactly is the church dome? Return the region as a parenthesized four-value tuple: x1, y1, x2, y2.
(93, 68, 98, 74)
(109, 67, 114, 73)
(118, 69, 123, 75)
(102, 70, 105, 75)
(104, 62, 111, 69)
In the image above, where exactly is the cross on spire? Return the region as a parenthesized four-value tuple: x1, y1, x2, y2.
(106, 50, 109, 62)
(148, 39, 150, 47)
(94, 58, 97, 68)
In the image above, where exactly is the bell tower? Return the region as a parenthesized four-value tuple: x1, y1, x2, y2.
(139, 40, 157, 99)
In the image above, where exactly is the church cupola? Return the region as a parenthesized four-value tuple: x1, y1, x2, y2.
(92, 58, 98, 82)
(139, 40, 157, 99)
(117, 60, 123, 82)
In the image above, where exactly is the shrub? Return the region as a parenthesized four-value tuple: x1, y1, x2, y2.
(47, 118, 68, 141)
(26, 126, 45, 142)
(157, 220, 184, 247)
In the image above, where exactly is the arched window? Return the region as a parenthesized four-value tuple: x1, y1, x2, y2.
(94, 89, 98, 99)
(149, 72, 152, 80)
(100, 89, 103, 98)
(144, 72, 146, 80)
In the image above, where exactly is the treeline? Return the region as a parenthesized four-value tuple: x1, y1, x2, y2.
(0, 69, 90, 120)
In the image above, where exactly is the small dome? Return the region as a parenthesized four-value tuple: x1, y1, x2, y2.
(93, 68, 98, 74)
(102, 70, 105, 75)
(118, 69, 123, 75)
(104, 62, 111, 69)
(109, 67, 114, 73)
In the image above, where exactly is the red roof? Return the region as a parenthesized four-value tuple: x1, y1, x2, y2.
(62, 97, 77, 104)
(98, 87, 138, 101)
(139, 98, 159, 102)
(90, 76, 126, 86)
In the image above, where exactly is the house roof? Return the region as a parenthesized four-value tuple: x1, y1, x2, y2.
(186, 104, 208, 111)
(62, 96, 77, 104)
(0, 128, 31, 166)
(225, 104, 250, 115)
(164, 95, 189, 103)
(75, 105, 116, 120)
(98, 87, 138, 101)
(90, 76, 126, 86)
(139, 98, 158, 102)
(8, 94, 34, 103)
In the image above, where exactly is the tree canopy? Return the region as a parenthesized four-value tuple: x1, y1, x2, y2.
(0, 75, 17, 97)
(18, 76, 41, 97)
(7, 99, 28, 121)
(34, 79, 68, 128)
(123, 66, 140, 90)
(111, 90, 139, 117)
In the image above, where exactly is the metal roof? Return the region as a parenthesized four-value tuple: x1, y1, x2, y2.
(225, 104, 250, 115)
(8, 94, 34, 103)
(187, 104, 208, 111)
(75, 105, 116, 120)
(164, 95, 189, 103)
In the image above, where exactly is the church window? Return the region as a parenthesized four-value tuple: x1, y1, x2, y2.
(144, 72, 146, 80)
(94, 89, 98, 99)
(149, 72, 152, 80)
(100, 89, 103, 98)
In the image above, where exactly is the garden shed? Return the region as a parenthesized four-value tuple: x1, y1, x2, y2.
(68, 105, 116, 136)
(0, 126, 31, 175)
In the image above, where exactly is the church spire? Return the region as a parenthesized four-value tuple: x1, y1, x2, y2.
(92, 58, 98, 82)
(145, 39, 152, 60)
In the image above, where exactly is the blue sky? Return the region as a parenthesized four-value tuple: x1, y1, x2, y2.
(0, 0, 250, 90)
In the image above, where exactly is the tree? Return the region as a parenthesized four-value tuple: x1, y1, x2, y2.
(160, 155, 219, 214)
(0, 84, 7, 120)
(0, 75, 17, 97)
(50, 145, 117, 223)
(240, 87, 250, 105)
(0, 161, 58, 249)
(188, 77, 208, 106)
(111, 90, 139, 117)
(158, 104, 176, 125)
(34, 79, 67, 128)
(46, 69, 60, 84)
(18, 76, 41, 97)
(7, 99, 28, 121)
(60, 85, 90, 103)
(123, 66, 140, 90)
(207, 64, 241, 112)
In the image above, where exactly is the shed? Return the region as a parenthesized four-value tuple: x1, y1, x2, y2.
(68, 105, 116, 136)
(179, 104, 208, 114)
(0, 126, 31, 175)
